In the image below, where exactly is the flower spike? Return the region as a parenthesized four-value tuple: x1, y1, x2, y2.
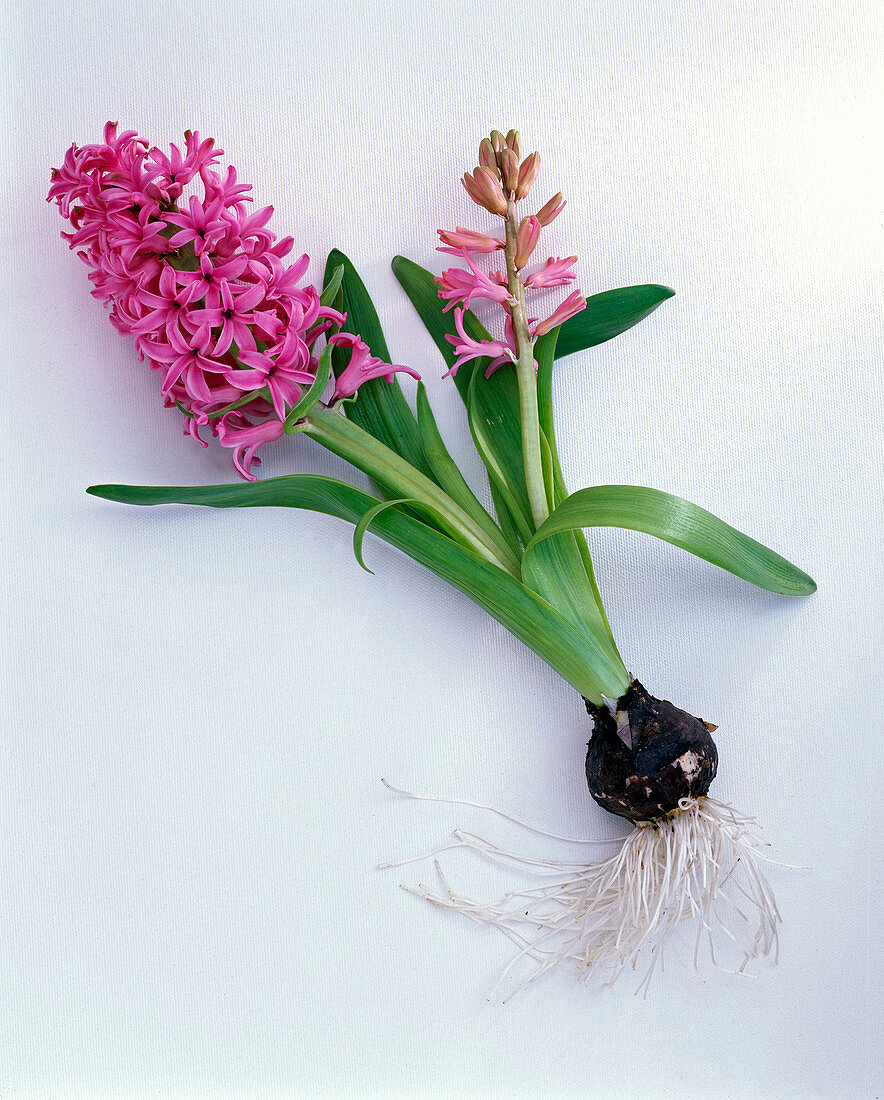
(48, 124, 372, 478)
(439, 134, 583, 398)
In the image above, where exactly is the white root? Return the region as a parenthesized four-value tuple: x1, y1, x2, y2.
(383, 791, 781, 1000)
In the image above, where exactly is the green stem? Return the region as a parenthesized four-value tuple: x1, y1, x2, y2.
(303, 405, 522, 577)
(504, 198, 549, 530)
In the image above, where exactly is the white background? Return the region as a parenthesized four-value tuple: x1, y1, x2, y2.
(3, 1, 882, 1097)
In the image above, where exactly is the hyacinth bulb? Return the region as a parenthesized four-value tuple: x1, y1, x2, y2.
(584, 680, 719, 823)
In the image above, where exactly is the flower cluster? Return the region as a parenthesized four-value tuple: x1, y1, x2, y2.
(435, 129, 586, 376)
(49, 123, 416, 478)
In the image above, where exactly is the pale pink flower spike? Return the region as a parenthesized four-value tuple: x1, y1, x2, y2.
(438, 131, 586, 376)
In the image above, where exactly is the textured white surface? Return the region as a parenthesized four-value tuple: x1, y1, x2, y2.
(3, 1, 883, 1097)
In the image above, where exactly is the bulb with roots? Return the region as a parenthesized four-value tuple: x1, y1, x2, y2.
(384, 681, 781, 998)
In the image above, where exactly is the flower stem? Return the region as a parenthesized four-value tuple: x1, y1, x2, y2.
(504, 197, 549, 530)
(303, 405, 522, 577)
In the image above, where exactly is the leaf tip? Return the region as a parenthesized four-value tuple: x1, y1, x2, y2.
(86, 484, 117, 500)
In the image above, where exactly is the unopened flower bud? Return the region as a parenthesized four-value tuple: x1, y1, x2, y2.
(478, 138, 498, 174)
(505, 129, 521, 159)
(514, 215, 541, 268)
(461, 167, 507, 216)
(515, 152, 541, 200)
(489, 130, 506, 153)
(536, 191, 566, 226)
(498, 148, 519, 193)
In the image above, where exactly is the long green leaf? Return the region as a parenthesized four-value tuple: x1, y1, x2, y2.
(518, 424, 628, 677)
(87, 477, 631, 701)
(415, 382, 522, 566)
(555, 285, 675, 360)
(466, 365, 534, 543)
(283, 343, 332, 431)
(319, 263, 344, 308)
(354, 497, 435, 573)
(489, 478, 525, 552)
(323, 249, 431, 477)
(533, 327, 620, 651)
(526, 485, 817, 596)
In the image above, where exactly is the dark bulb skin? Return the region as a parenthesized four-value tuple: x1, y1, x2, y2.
(584, 680, 719, 824)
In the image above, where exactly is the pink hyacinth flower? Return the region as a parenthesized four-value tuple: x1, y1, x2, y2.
(128, 264, 205, 342)
(328, 332, 420, 404)
(461, 167, 508, 216)
(164, 194, 229, 255)
(514, 152, 541, 201)
(534, 291, 587, 337)
(523, 256, 579, 290)
(187, 279, 267, 356)
(216, 415, 286, 480)
(443, 308, 517, 377)
(232, 346, 317, 421)
(144, 323, 224, 396)
(435, 252, 512, 313)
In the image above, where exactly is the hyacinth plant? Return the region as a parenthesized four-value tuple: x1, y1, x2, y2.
(50, 125, 816, 995)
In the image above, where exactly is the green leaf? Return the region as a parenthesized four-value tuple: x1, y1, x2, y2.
(320, 264, 345, 308)
(415, 382, 522, 566)
(87, 476, 631, 701)
(489, 478, 525, 552)
(527, 485, 817, 596)
(283, 344, 333, 431)
(533, 328, 560, 499)
(353, 497, 423, 573)
(531, 326, 619, 649)
(323, 250, 431, 478)
(554, 284, 675, 360)
(325, 251, 392, 361)
(466, 364, 534, 544)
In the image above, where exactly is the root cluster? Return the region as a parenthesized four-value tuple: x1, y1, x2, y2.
(385, 793, 780, 999)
